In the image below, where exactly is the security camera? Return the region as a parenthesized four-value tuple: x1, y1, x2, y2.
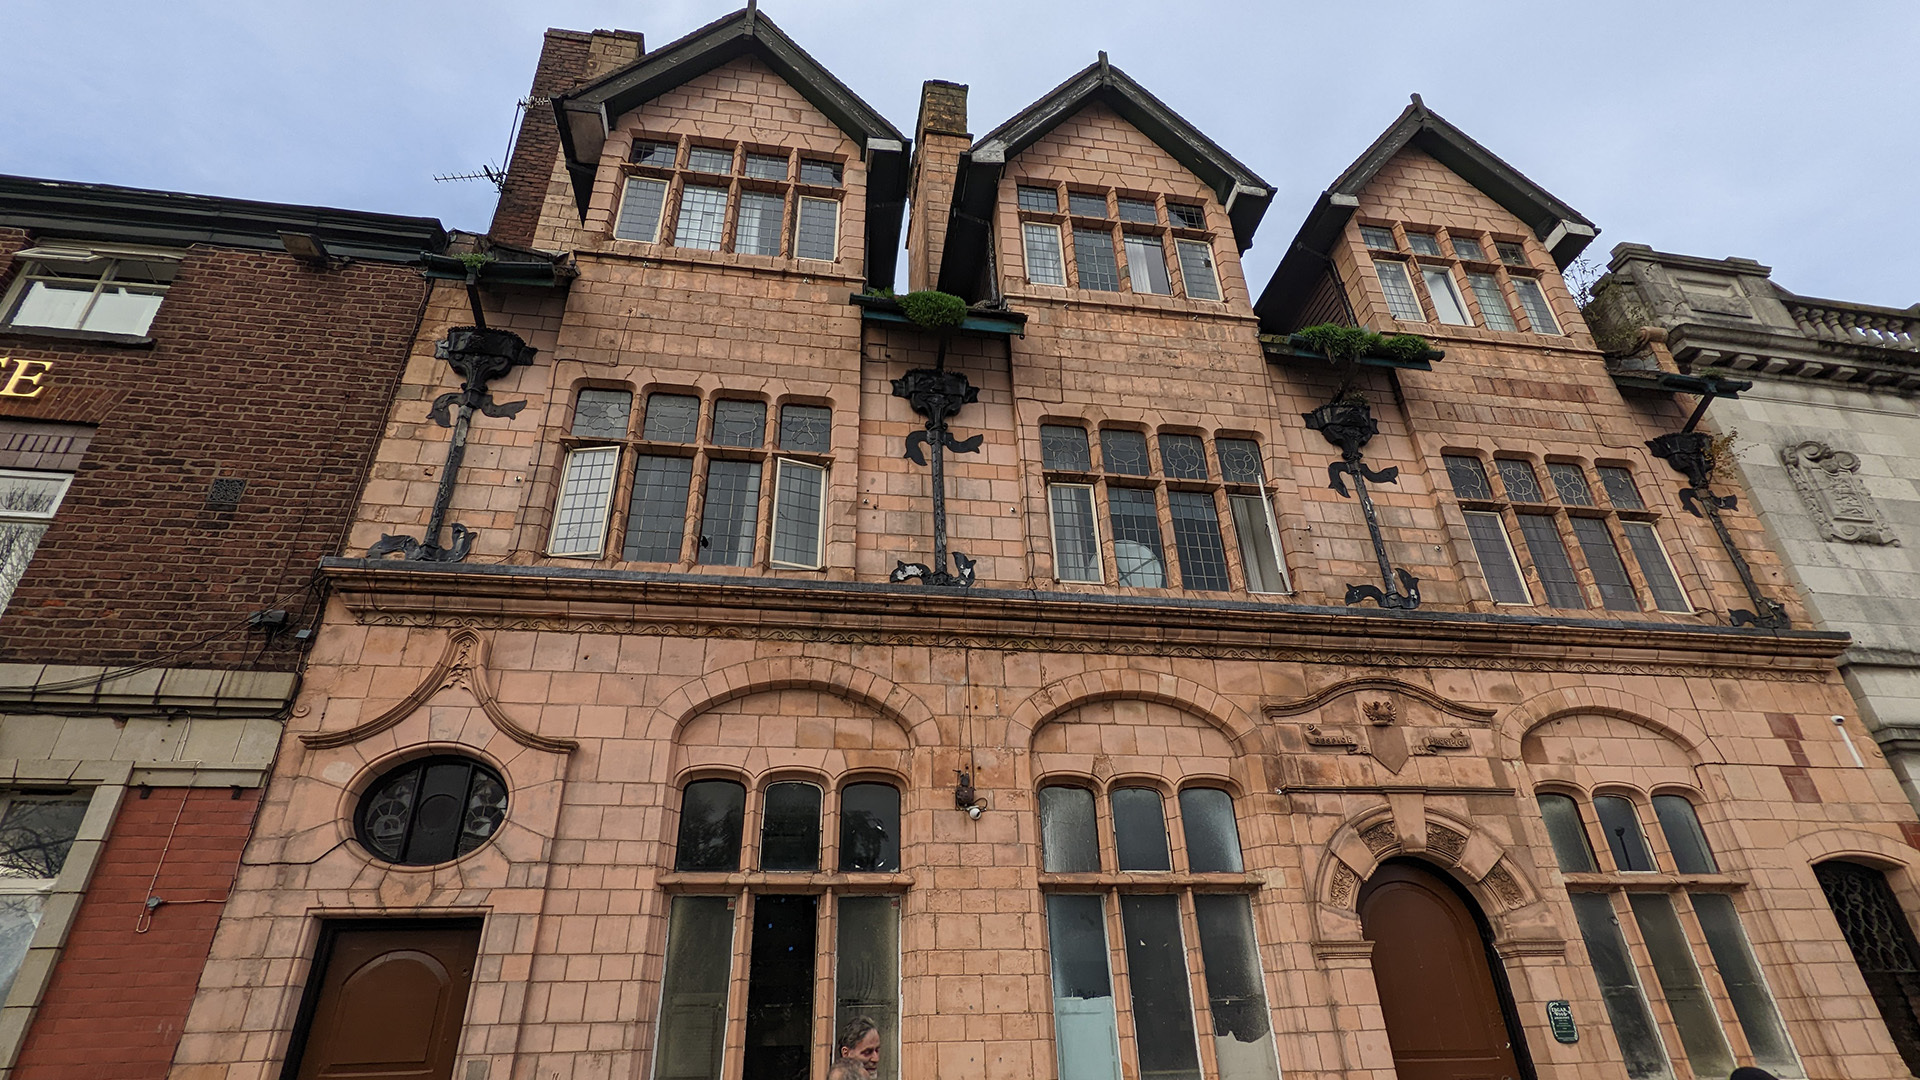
(967, 804, 982, 820)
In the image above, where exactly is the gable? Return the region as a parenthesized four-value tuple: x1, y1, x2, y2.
(614, 55, 856, 154)
(1007, 101, 1213, 198)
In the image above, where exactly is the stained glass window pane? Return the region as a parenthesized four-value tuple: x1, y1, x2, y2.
(1536, 793, 1597, 873)
(760, 782, 821, 871)
(1216, 439, 1264, 485)
(1170, 491, 1230, 591)
(1111, 788, 1171, 871)
(840, 783, 900, 872)
(1025, 224, 1066, 286)
(1497, 460, 1544, 503)
(625, 454, 694, 562)
(1497, 241, 1529, 267)
(836, 896, 900, 1080)
(1691, 893, 1800, 1076)
(1443, 455, 1492, 500)
(0, 798, 87, 880)
(1230, 495, 1288, 594)
(735, 192, 784, 256)
(630, 140, 676, 168)
(1598, 466, 1645, 509)
(1167, 203, 1206, 230)
(675, 184, 729, 250)
(572, 389, 632, 439)
(744, 152, 788, 180)
(1049, 484, 1101, 583)
(1451, 236, 1487, 261)
(1651, 795, 1718, 874)
(1360, 225, 1397, 251)
(1125, 235, 1171, 295)
(795, 198, 839, 261)
(1074, 229, 1120, 292)
(1039, 785, 1100, 873)
(643, 393, 701, 443)
(1176, 240, 1221, 301)
(687, 147, 732, 174)
(798, 159, 842, 186)
(1159, 434, 1207, 480)
(1629, 893, 1734, 1077)
(654, 896, 734, 1080)
(1593, 795, 1655, 872)
(675, 779, 745, 872)
(1375, 261, 1423, 321)
(697, 459, 761, 567)
(778, 404, 832, 453)
(1623, 522, 1689, 612)
(1514, 276, 1561, 334)
(456, 770, 506, 856)
(1178, 788, 1243, 872)
(550, 446, 619, 556)
(1068, 192, 1108, 217)
(1406, 233, 1441, 256)
(1046, 894, 1123, 1080)
(1517, 513, 1585, 608)
(1108, 487, 1167, 589)
(1041, 425, 1092, 471)
(1467, 271, 1517, 331)
(743, 895, 816, 1080)
(1193, 894, 1281, 1080)
(1117, 198, 1157, 224)
(770, 459, 825, 569)
(1017, 186, 1058, 213)
(1571, 892, 1674, 1080)
(712, 400, 767, 448)
(359, 768, 417, 863)
(1548, 463, 1594, 505)
(1120, 895, 1203, 1080)
(616, 177, 669, 242)
(1100, 429, 1150, 476)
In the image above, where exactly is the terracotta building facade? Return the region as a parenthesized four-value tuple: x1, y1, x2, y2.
(167, 11, 1920, 1080)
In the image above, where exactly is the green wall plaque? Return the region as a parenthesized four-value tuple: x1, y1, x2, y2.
(1546, 999, 1578, 1043)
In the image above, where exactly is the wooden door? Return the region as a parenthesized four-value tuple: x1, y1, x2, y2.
(1360, 862, 1525, 1080)
(289, 920, 482, 1080)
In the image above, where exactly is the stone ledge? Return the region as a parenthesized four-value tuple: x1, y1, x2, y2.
(0, 664, 297, 717)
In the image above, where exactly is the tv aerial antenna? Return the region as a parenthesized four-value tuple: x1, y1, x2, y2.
(433, 95, 546, 192)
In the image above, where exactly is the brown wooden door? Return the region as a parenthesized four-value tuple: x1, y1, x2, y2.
(1360, 862, 1525, 1080)
(290, 921, 482, 1080)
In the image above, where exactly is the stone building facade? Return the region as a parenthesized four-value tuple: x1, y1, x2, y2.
(166, 10, 1920, 1080)
(0, 176, 444, 1078)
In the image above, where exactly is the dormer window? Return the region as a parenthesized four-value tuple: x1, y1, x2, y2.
(1360, 224, 1562, 335)
(1013, 183, 1224, 301)
(614, 135, 844, 263)
(798, 158, 842, 186)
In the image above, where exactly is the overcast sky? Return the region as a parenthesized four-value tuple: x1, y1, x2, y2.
(7, 1, 1916, 309)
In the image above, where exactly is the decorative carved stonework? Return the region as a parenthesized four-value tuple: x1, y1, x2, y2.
(1483, 863, 1525, 909)
(1274, 678, 1496, 774)
(1329, 863, 1359, 908)
(1427, 824, 1467, 863)
(1303, 725, 1362, 751)
(1782, 440, 1899, 545)
(1419, 728, 1472, 754)
(1362, 700, 1397, 726)
(1359, 821, 1398, 855)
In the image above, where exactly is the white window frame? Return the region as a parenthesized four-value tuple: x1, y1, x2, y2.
(1174, 239, 1221, 301)
(614, 177, 669, 243)
(1024, 222, 1066, 287)
(794, 196, 840, 262)
(1047, 482, 1102, 583)
(1420, 265, 1472, 325)
(1, 245, 180, 336)
(0, 790, 92, 1004)
(1122, 235, 1170, 295)
(768, 457, 827, 570)
(1228, 493, 1290, 594)
(1512, 275, 1563, 334)
(547, 446, 621, 557)
(0, 469, 72, 615)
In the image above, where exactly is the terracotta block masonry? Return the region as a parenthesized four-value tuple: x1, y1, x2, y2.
(162, 19, 1920, 1080)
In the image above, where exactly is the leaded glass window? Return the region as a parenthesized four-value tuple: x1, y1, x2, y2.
(1623, 523, 1689, 612)
(798, 158, 842, 186)
(698, 459, 761, 566)
(711, 399, 767, 448)
(1216, 439, 1264, 485)
(549, 446, 620, 556)
(1496, 241, 1528, 266)
(1230, 494, 1288, 594)
(1360, 225, 1397, 251)
(778, 404, 832, 453)
(795, 197, 839, 261)
(644, 393, 701, 443)
(1451, 235, 1487, 261)
(1074, 229, 1121, 292)
(1517, 513, 1585, 608)
(687, 146, 733, 174)
(630, 140, 676, 168)
(1069, 192, 1109, 217)
(1598, 466, 1645, 509)
(735, 191, 785, 256)
(1042, 425, 1092, 472)
(744, 152, 788, 180)
(1100, 429, 1150, 476)
(1108, 487, 1167, 588)
(1175, 239, 1221, 301)
(1406, 232, 1442, 256)
(1570, 516, 1639, 611)
(1049, 484, 1101, 583)
(357, 757, 508, 866)
(1496, 459, 1544, 503)
(625, 455, 694, 562)
(1422, 266, 1471, 325)
(770, 459, 826, 569)
(1464, 511, 1529, 603)
(1158, 434, 1207, 480)
(1170, 491, 1230, 591)
(1025, 223, 1066, 286)
(1513, 276, 1561, 334)
(1117, 198, 1157, 224)
(1167, 203, 1205, 230)
(1548, 462, 1594, 505)
(1467, 271, 1517, 331)
(572, 389, 632, 440)
(675, 184, 729, 250)
(1018, 185, 1058, 213)
(616, 177, 669, 242)
(1443, 454, 1493, 500)
(1374, 260, 1423, 321)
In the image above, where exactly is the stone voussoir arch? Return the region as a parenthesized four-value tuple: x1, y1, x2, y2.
(1498, 685, 1722, 764)
(1009, 668, 1261, 753)
(1783, 826, 1920, 874)
(651, 655, 941, 748)
(1312, 803, 1541, 928)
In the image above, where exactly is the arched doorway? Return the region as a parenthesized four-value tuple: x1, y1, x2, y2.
(1360, 860, 1530, 1080)
(1815, 860, 1920, 1075)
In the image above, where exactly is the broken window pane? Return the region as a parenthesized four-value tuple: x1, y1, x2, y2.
(1593, 795, 1654, 872)
(697, 459, 761, 567)
(1193, 894, 1281, 1080)
(1111, 788, 1171, 872)
(1040, 786, 1100, 873)
(654, 895, 735, 1080)
(1046, 893, 1122, 1080)
(760, 781, 820, 872)
(1178, 789, 1243, 873)
(840, 783, 900, 872)
(1120, 894, 1202, 1080)
(837, 896, 901, 1080)
(675, 779, 744, 872)
(743, 895, 816, 1080)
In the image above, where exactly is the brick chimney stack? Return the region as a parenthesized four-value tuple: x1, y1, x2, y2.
(905, 81, 970, 292)
(490, 28, 644, 247)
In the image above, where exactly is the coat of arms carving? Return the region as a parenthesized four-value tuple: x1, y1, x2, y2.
(1782, 440, 1898, 545)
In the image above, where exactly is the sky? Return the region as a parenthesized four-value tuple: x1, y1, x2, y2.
(6, 1, 1917, 309)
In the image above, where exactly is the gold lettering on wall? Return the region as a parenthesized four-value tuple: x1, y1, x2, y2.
(0, 358, 52, 399)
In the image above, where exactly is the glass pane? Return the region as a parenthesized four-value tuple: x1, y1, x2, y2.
(1548, 463, 1594, 505)
(655, 896, 734, 1080)
(712, 400, 766, 448)
(796, 198, 839, 261)
(1169, 491, 1230, 591)
(744, 153, 788, 180)
(1041, 425, 1092, 472)
(1451, 236, 1487, 261)
(1120, 894, 1203, 1080)
(1406, 232, 1442, 256)
(743, 895, 816, 1080)
(1193, 894, 1281, 1080)
(0, 893, 46, 1007)
(360, 768, 418, 862)
(1216, 439, 1264, 485)
(675, 184, 729, 250)
(1497, 241, 1528, 266)
(1443, 455, 1493, 500)
(840, 783, 900, 872)
(1099, 429, 1150, 476)
(1117, 198, 1157, 224)
(625, 454, 694, 562)
(1536, 793, 1597, 873)
(1466, 271, 1517, 331)
(1048, 484, 1102, 583)
(0, 521, 51, 614)
(697, 459, 761, 567)
(643, 393, 701, 443)
(1167, 204, 1205, 230)
(1629, 892, 1734, 1077)
(1039, 786, 1100, 873)
(770, 460, 825, 569)
(687, 147, 732, 174)
(1691, 893, 1801, 1076)
(1374, 261, 1423, 321)
(1025, 224, 1066, 286)
(1517, 513, 1586, 608)
(1464, 511, 1529, 603)
(1068, 192, 1108, 217)
(84, 286, 164, 335)
(1074, 229, 1120, 292)
(675, 779, 745, 872)
(1623, 523, 1690, 612)
(760, 782, 821, 871)
(1018, 186, 1058, 213)
(1599, 466, 1645, 509)
(617, 177, 669, 242)
(1230, 495, 1288, 594)
(406, 761, 474, 865)
(1594, 795, 1655, 872)
(1514, 276, 1561, 334)
(799, 159, 842, 186)
(1176, 240, 1221, 301)
(1046, 893, 1122, 1080)
(1570, 517, 1640, 612)
(1571, 892, 1674, 1080)
(1159, 434, 1207, 480)
(1178, 788, 1243, 872)
(1125, 236, 1170, 295)
(778, 404, 831, 453)
(10, 279, 92, 329)
(736, 192, 785, 256)
(0, 797, 88, 879)
(1111, 788, 1171, 871)
(550, 447, 619, 556)
(1422, 268, 1470, 325)
(456, 769, 507, 856)
(1359, 225, 1397, 251)
(1651, 796, 1718, 874)
(1497, 459, 1544, 503)
(837, 896, 900, 1080)
(631, 140, 676, 168)
(572, 388, 633, 439)
(1108, 487, 1167, 589)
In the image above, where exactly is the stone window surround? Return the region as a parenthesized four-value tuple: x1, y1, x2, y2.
(1011, 180, 1223, 302)
(1441, 449, 1690, 614)
(543, 382, 836, 572)
(1036, 420, 1288, 595)
(1357, 218, 1561, 336)
(612, 131, 845, 263)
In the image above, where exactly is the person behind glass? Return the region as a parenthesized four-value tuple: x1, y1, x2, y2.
(828, 1016, 880, 1080)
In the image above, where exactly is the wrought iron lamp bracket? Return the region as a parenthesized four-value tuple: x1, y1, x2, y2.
(1645, 430, 1789, 629)
(1305, 398, 1420, 610)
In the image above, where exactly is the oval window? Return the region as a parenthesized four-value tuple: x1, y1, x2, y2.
(357, 756, 507, 865)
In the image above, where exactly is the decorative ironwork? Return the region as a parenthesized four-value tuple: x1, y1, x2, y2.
(890, 367, 982, 587)
(1645, 430, 1789, 628)
(1816, 860, 1920, 1073)
(1305, 399, 1420, 609)
(369, 326, 535, 562)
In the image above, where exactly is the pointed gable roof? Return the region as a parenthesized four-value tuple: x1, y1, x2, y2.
(1255, 96, 1599, 332)
(550, 6, 912, 287)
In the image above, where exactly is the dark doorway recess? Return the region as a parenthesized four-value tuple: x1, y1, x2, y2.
(744, 894, 817, 1080)
(1360, 859, 1533, 1080)
(1816, 860, 1920, 1075)
(282, 918, 483, 1080)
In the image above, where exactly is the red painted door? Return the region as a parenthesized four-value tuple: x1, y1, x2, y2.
(291, 921, 481, 1080)
(1360, 862, 1525, 1080)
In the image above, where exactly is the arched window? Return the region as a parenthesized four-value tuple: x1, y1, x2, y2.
(674, 778, 745, 872)
(357, 756, 507, 866)
(1816, 861, 1920, 1074)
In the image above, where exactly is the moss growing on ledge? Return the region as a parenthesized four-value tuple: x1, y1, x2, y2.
(1292, 323, 1431, 364)
(897, 290, 968, 331)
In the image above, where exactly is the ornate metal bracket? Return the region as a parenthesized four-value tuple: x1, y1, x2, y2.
(1305, 399, 1420, 609)
(369, 326, 535, 562)
(1646, 431, 1789, 628)
(889, 367, 981, 587)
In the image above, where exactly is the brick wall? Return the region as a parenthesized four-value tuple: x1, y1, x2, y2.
(489, 29, 592, 247)
(0, 229, 428, 668)
(12, 786, 260, 1080)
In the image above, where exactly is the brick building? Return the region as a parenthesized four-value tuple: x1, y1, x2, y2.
(167, 9, 1920, 1080)
(0, 175, 444, 1078)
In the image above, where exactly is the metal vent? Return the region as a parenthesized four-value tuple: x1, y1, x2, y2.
(205, 477, 247, 508)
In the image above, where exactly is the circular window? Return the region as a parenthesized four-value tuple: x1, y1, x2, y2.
(356, 756, 507, 865)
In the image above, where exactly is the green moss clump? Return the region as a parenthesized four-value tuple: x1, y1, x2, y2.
(1292, 323, 1430, 363)
(456, 252, 494, 272)
(898, 289, 967, 330)
(1377, 333, 1431, 363)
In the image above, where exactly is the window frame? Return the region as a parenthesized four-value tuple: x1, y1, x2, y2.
(1012, 181, 1225, 302)
(1356, 223, 1566, 336)
(0, 245, 180, 337)
(0, 469, 74, 615)
(613, 134, 845, 263)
